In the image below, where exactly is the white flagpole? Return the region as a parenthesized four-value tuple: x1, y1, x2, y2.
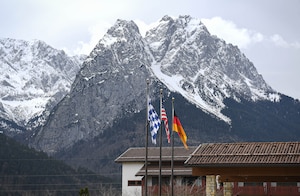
(159, 89, 163, 196)
(171, 97, 174, 196)
(145, 79, 150, 196)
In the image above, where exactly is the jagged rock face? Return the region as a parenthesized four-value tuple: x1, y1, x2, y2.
(33, 20, 156, 153)
(0, 38, 84, 132)
(32, 15, 278, 153)
(145, 15, 275, 122)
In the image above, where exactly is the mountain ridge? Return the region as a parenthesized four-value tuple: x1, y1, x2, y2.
(146, 15, 279, 123)
(1, 15, 299, 177)
(31, 15, 289, 155)
(0, 38, 85, 134)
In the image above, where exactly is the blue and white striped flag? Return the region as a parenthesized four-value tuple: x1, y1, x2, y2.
(148, 97, 161, 144)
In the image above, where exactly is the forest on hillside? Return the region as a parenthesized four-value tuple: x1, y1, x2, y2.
(0, 134, 121, 195)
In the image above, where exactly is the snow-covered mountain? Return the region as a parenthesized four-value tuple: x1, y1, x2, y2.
(0, 38, 85, 133)
(145, 15, 279, 122)
(31, 15, 283, 154)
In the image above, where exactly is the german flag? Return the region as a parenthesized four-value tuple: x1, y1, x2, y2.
(173, 111, 188, 149)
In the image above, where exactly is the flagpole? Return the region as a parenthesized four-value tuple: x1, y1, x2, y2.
(159, 89, 163, 196)
(171, 97, 174, 196)
(145, 79, 150, 196)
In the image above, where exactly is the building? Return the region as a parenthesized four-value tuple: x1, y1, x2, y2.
(116, 142, 300, 196)
(185, 142, 300, 196)
(115, 146, 202, 196)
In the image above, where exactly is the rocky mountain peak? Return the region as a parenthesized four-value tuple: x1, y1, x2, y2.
(95, 19, 141, 50)
(144, 15, 278, 122)
(33, 19, 155, 153)
(0, 38, 84, 131)
(108, 19, 140, 37)
(32, 16, 280, 153)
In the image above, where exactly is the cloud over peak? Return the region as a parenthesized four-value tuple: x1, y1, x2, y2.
(201, 17, 264, 49)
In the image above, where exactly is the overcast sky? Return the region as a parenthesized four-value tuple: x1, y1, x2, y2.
(1, 0, 299, 99)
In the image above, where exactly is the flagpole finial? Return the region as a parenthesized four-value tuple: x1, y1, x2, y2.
(146, 78, 150, 85)
(160, 88, 163, 94)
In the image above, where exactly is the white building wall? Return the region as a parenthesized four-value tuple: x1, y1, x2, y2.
(122, 162, 144, 196)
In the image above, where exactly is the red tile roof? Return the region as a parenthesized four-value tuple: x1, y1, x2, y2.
(185, 142, 300, 167)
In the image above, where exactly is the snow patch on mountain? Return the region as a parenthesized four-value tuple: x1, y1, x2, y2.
(145, 15, 280, 123)
(1, 97, 52, 122)
(28, 15, 287, 155)
(151, 61, 231, 122)
(0, 38, 84, 128)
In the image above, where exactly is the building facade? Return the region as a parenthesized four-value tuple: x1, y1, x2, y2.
(116, 142, 300, 196)
(185, 142, 300, 196)
(115, 146, 203, 196)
